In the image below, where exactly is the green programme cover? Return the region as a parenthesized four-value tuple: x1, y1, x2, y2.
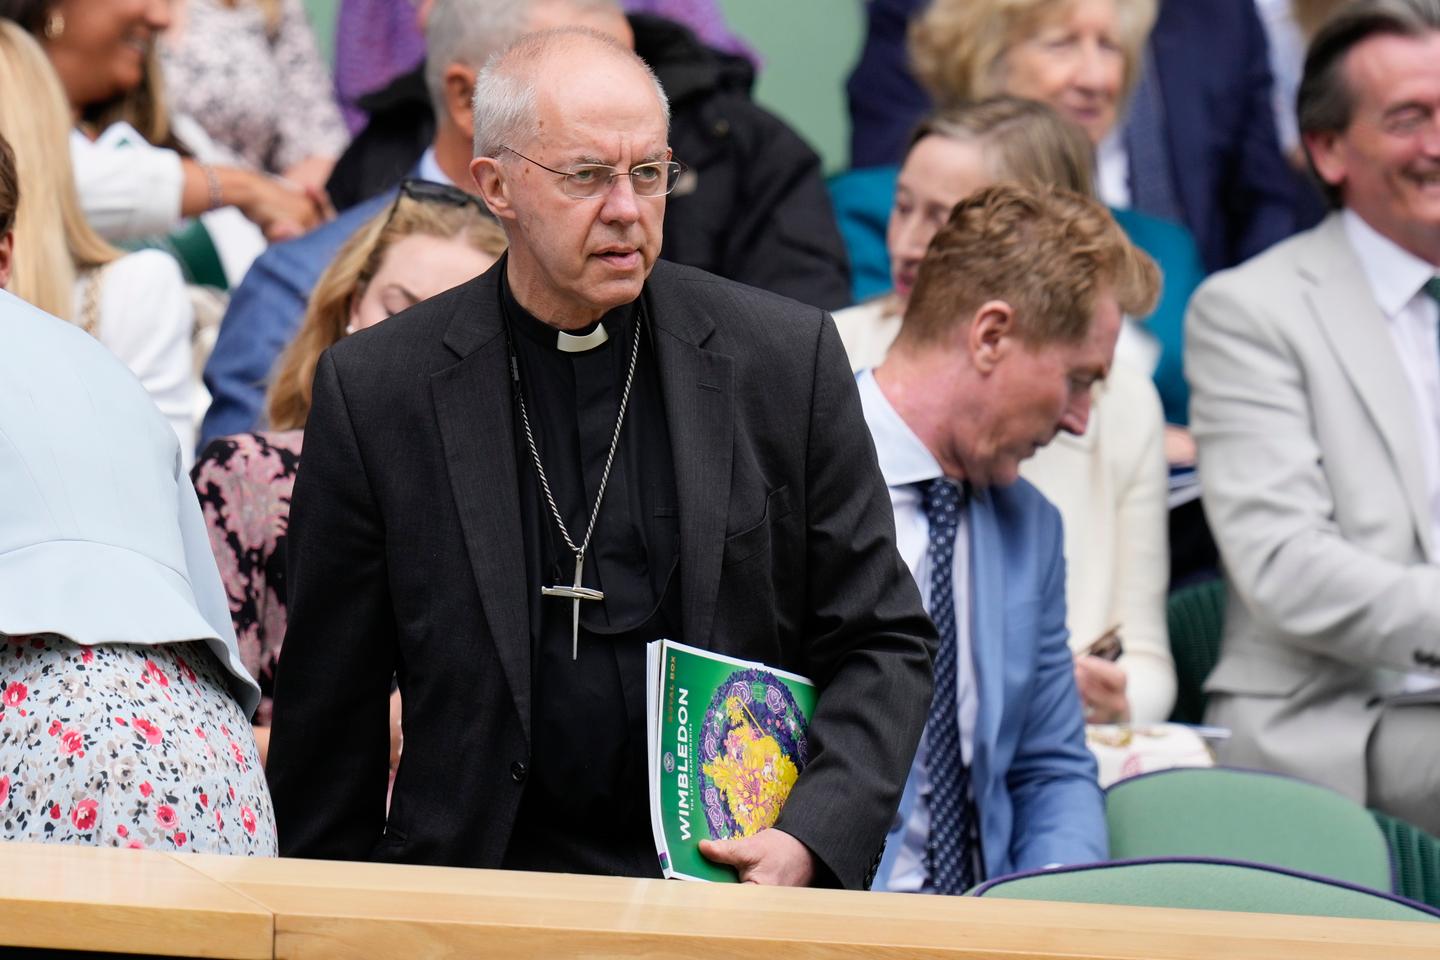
(646, 639, 818, 882)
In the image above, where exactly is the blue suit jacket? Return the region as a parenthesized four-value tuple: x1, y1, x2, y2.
(872, 479, 1105, 888)
(199, 190, 396, 448)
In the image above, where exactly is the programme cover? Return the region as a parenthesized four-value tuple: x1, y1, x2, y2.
(646, 638, 817, 882)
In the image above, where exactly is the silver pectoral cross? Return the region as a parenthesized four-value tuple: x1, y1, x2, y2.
(541, 553, 605, 660)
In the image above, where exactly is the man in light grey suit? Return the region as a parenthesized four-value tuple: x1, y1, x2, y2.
(1188, 0, 1440, 832)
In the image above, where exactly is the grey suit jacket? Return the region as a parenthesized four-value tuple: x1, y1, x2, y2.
(266, 258, 937, 887)
(1186, 214, 1440, 801)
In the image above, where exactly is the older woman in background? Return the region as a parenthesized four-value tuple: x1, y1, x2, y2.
(906, 0, 1206, 440)
(0, 21, 197, 459)
(191, 181, 506, 761)
(0, 130, 273, 854)
(835, 97, 1175, 725)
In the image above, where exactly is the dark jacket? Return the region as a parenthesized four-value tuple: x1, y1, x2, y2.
(265, 257, 936, 888)
(325, 14, 852, 309)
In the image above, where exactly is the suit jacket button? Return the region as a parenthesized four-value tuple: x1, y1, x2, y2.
(510, 760, 528, 783)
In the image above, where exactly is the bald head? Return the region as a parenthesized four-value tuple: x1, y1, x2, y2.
(471, 27, 669, 159)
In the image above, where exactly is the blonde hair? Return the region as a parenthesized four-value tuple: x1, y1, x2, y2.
(902, 181, 1159, 347)
(908, 96, 1096, 198)
(0, 21, 120, 321)
(266, 195, 508, 430)
(909, 0, 1158, 109)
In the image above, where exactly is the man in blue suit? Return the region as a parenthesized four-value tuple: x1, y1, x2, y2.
(199, 0, 633, 446)
(865, 183, 1160, 893)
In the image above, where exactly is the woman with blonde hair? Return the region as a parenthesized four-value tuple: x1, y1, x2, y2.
(835, 96, 1176, 726)
(191, 180, 506, 760)
(0, 20, 197, 457)
(0, 0, 324, 249)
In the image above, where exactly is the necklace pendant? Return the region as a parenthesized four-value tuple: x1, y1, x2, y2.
(540, 554, 604, 660)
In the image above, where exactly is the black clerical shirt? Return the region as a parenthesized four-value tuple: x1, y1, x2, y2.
(499, 276, 680, 877)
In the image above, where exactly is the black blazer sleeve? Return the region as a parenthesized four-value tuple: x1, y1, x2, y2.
(771, 314, 937, 889)
(267, 350, 397, 858)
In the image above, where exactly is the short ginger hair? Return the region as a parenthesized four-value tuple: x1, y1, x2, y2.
(901, 182, 1160, 348)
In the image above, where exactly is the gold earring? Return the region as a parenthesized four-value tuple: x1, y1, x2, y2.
(43, 11, 65, 40)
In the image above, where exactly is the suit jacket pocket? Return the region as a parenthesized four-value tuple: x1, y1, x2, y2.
(722, 485, 792, 567)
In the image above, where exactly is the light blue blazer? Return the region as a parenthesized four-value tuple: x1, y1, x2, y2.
(0, 290, 259, 717)
(872, 478, 1106, 888)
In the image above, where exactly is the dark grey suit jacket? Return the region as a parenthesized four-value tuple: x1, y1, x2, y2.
(265, 258, 936, 889)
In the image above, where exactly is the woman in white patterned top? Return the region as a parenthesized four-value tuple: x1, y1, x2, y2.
(160, 0, 349, 193)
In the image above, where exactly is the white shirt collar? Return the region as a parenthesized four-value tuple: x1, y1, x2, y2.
(857, 369, 946, 488)
(416, 146, 453, 188)
(1342, 209, 1438, 320)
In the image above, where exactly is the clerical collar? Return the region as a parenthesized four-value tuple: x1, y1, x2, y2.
(501, 272, 633, 354)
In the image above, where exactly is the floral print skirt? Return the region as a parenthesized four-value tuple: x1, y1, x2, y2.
(0, 634, 276, 855)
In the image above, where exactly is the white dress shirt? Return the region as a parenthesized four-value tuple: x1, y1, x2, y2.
(1342, 210, 1440, 691)
(858, 370, 977, 892)
(417, 146, 454, 187)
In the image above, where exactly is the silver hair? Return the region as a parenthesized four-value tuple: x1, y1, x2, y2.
(423, 0, 622, 119)
(471, 26, 671, 158)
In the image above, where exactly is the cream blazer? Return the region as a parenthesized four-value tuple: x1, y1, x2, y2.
(833, 300, 1176, 722)
(1188, 215, 1440, 802)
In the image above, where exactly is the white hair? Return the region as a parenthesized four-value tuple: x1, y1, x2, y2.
(471, 26, 671, 158)
(423, 0, 622, 118)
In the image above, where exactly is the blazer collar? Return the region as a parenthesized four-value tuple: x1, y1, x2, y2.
(643, 261, 733, 650)
(1299, 214, 1434, 556)
(433, 259, 531, 740)
(965, 486, 1004, 788)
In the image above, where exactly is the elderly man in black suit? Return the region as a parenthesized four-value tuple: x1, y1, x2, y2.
(266, 27, 936, 888)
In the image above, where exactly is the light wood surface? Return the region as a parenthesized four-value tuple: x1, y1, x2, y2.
(0, 841, 271, 958)
(1, 842, 1438, 959)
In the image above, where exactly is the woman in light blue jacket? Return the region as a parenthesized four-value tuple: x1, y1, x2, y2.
(0, 133, 274, 854)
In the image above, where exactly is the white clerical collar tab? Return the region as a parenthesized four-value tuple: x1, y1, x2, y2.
(556, 323, 609, 353)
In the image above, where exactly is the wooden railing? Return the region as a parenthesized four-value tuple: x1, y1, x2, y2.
(0, 842, 1437, 958)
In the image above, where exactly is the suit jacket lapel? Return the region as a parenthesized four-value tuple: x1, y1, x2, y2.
(1302, 217, 1433, 555)
(431, 267, 532, 742)
(646, 264, 733, 649)
(966, 488, 1004, 795)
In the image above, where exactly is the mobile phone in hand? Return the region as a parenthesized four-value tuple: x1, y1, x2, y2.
(1084, 626, 1124, 662)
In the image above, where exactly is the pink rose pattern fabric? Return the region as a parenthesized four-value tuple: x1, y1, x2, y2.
(0, 635, 276, 855)
(191, 430, 304, 727)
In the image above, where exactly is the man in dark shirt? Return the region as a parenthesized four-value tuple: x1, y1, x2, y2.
(266, 26, 935, 888)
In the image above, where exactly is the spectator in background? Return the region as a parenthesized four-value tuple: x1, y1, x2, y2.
(0, 0, 323, 247)
(849, 0, 1296, 275)
(0, 21, 197, 460)
(200, 0, 632, 447)
(835, 98, 1174, 725)
(160, 0, 349, 195)
(1189, 0, 1440, 833)
(334, 0, 758, 135)
(0, 132, 273, 856)
(839, 0, 1204, 437)
(326, 0, 849, 309)
(867, 182, 1160, 894)
(193, 180, 505, 763)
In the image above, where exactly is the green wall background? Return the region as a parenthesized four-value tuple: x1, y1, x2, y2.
(300, 0, 864, 173)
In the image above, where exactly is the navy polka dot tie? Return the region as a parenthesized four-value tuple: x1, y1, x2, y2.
(920, 477, 980, 895)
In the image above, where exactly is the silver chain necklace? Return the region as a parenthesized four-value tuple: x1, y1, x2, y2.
(512, 308, 643, 660)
